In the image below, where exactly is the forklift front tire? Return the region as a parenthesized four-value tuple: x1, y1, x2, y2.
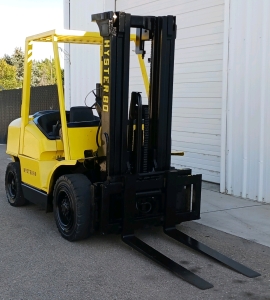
(53, 174, 93, 242)
(5, 162, 26, 207)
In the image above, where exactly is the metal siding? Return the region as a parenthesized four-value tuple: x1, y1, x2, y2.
(225, 0, 270, 202)
(117, 0, 225, 183)
(64, 0, 114, 109)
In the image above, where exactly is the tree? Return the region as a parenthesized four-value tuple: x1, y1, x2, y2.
(39, 58, 55, 86)
(31, 61, 41, 87)
(11, 47, 24, 87)
(30, 58, 64, 87)
(3, 54, 13, 66)
(0, 59, 19, 89)
(1, 47, 64, 88)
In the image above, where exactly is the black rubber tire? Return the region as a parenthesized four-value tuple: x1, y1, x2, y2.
(53, 174, 94, 241)
(5, 162, 26, 207)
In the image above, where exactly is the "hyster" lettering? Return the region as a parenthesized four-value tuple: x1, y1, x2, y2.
(103, 39, 110, 113)
(23, 168, 36, 176)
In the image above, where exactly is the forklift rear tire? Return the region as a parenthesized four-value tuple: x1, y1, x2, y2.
(53, 174, 93, 241)
(5, 162, 26, 207)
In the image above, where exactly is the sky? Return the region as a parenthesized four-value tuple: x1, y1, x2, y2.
(0, 0, 63, 61)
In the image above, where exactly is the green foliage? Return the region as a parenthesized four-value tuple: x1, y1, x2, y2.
(31, 58, 64, 87)
(1, 47, 64, 90)
(11, 47, 24, 87)
(39, 58, 56, 86)
(0, 59, 19, 90)
(3, 54, 13, 66)
(31, 61, 41, 87)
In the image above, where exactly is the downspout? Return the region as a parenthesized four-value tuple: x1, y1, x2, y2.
(258, 1, 269, 202)
(220, 0, 231, 193)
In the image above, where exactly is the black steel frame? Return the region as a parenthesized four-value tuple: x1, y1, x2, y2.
(91, 11, 260, 290)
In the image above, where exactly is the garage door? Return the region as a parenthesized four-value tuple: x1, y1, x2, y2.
(116, 0, 224, 183)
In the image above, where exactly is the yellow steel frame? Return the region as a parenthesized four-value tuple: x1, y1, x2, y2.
(19, 29, 149, 162)
(5, 29, 151, 193)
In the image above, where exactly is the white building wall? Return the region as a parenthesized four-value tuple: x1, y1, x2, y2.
(222, 0, 270, 203)
(63, 0, 114, 109)
(116, 0, 225, 183)
(64, 0, 226, 183)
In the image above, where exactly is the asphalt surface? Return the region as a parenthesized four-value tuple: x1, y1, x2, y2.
(0, 144, 270, 300)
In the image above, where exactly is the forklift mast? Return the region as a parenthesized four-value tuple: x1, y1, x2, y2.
(91, 11, 203, 236)
(91, 12, 260, 290)
(92, 11, 175, 176)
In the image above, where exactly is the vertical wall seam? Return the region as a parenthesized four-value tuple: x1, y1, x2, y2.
(258, 0, 269, 202)
(242, 0, 252, 198)
(220, 0, 231, 193)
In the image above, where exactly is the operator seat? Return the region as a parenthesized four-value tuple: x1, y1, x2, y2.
(70, 106, 94, 122)
(68, 106, 100, 128)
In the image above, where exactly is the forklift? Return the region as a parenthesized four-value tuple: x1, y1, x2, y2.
(5, 11, 260, 289)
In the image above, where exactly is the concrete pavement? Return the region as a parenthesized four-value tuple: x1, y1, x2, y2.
(0, 145, 269, 299)
(198, 186, 270, 248)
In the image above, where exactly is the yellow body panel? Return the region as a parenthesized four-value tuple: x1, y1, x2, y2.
(22, 121, 62, 160)
(6, 118, 21, 157)
(7, 116, 76, 192)
(67, 127, 99, 160)
(19, 155, 47, 190)
(7, 115, 100, 192)
(19, 155, 77, 193)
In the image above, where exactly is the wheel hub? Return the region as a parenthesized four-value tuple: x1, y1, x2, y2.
(56, 191, 74, 231)
(8, 173, 16, 198)
(61, 198, 70, 217)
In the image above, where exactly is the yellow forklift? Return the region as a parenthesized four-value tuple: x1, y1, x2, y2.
(5, 11, 260, 289)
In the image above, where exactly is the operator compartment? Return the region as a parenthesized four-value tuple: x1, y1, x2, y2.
(33, 107, 100, 160)
(33, 110, 63, 140)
